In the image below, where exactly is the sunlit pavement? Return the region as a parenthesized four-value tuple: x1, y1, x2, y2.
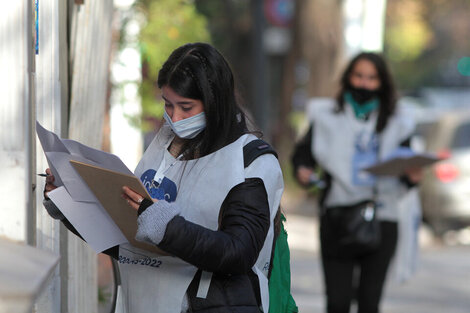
(282, 193, 470, 313)
(285, 213, 323, 312)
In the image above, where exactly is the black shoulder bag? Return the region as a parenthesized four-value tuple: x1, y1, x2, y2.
(324, 194, 380, 257)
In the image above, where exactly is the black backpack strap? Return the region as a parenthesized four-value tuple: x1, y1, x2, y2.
(243, 139, 280, 280)
(243, 139, 278, 168)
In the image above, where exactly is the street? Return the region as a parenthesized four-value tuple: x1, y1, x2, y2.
(285, 212, 470, 313)
(282, 190, 470, 313)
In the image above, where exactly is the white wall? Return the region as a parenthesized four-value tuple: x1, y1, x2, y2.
(0, 0, 114, 312)
(0, 0, 33, 244)
(34, 0, 67, 311)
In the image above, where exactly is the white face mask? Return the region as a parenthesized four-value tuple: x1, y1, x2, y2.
(163, 110, 207, 139)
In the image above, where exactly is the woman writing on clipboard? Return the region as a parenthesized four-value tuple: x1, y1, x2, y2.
(44, 42, 284, 313)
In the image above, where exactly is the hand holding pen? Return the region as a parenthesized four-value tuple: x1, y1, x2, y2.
(40, 168, 58, 199)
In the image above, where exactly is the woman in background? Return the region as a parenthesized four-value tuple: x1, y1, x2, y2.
(292, 52, 421, 313)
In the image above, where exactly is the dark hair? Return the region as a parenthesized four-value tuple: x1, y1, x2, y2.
(157, 42, 248, 158)
(336, 52, 397, 133)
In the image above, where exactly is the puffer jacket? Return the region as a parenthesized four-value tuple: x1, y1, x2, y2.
(44, 176, 270, 313)
(142, 177, 270, 313)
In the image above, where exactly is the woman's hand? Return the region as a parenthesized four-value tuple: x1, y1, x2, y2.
(296, 166, 315, 186)
(405, 167, 423, 183)
(44, 168, 58, 199)
(122, 186, 155, 211)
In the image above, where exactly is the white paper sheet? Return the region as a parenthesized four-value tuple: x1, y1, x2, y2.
(45, 151, 98, 202)
(37, 121, 133, 203)
(36, 121, 134, 253)
(62, 138, 133, 175)
(48, 187, 128, 252)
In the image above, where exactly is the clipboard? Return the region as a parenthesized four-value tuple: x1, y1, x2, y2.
(363, 153, 441, 176)
(70, 160, 166, 255)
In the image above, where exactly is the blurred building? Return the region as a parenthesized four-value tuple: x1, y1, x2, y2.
(343, 0, 388, 57)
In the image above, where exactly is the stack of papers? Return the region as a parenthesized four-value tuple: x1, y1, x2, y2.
(363, 148, 442, 176)
(36, 121, 163, 254)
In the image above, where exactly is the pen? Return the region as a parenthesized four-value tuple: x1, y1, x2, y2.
(37, 173, 49, 177)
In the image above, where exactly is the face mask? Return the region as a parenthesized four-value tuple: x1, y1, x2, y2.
(345, 92, 379, 120)
(347, 86, 379, 104)
(163, 110, 206, 139)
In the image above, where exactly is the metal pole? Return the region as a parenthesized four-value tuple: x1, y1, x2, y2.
(252, 0, 269, 138)
(26, 0, 36, 246)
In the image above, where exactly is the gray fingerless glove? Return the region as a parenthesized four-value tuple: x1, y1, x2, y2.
(135, 201, 181, 245)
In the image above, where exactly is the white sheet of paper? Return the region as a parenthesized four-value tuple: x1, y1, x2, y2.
(46, 151, 98, 202)
(36, 120, 142, 253)
(48, 187, 128, 253)
(62, 138, 133, 175)
(37, 121, 134, 203)
(36, 121, 69, 153)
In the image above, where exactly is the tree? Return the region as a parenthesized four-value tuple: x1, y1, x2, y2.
(135, 0, 211, 129)
(277, 0, 343, 162)
(384, 0, 470, 90)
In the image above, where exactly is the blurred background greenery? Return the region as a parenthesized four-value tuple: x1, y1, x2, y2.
(111, 0, 470, 196)
(98, 3, 470, 310)
(385, 0, 470, 90)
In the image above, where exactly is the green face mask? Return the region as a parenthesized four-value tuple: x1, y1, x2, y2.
(345, 92, 379, 120)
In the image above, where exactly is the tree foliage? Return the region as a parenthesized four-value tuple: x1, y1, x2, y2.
(384, 0, 470, 90)
(385, 1, 432, 62)
(136, 0, 211, 126)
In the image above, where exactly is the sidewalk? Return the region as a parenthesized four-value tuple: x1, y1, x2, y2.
(281, 190, 322, 312)
(282, 189, 319, 252)
(281, 190, 470, 313)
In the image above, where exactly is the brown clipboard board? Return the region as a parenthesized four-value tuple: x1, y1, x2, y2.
(363, 154, 441, 176)
(70, 160, 166, 255)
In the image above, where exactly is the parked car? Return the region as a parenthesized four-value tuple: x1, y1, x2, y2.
(415, 110, 470, 236)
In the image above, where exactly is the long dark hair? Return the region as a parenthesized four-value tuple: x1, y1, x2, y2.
(336, 52, 397, 133)
(157, 43, 248, 158)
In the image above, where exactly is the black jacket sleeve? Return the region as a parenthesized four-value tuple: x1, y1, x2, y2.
(157, 177, 270, 275)
(291, 125, 317, 174)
